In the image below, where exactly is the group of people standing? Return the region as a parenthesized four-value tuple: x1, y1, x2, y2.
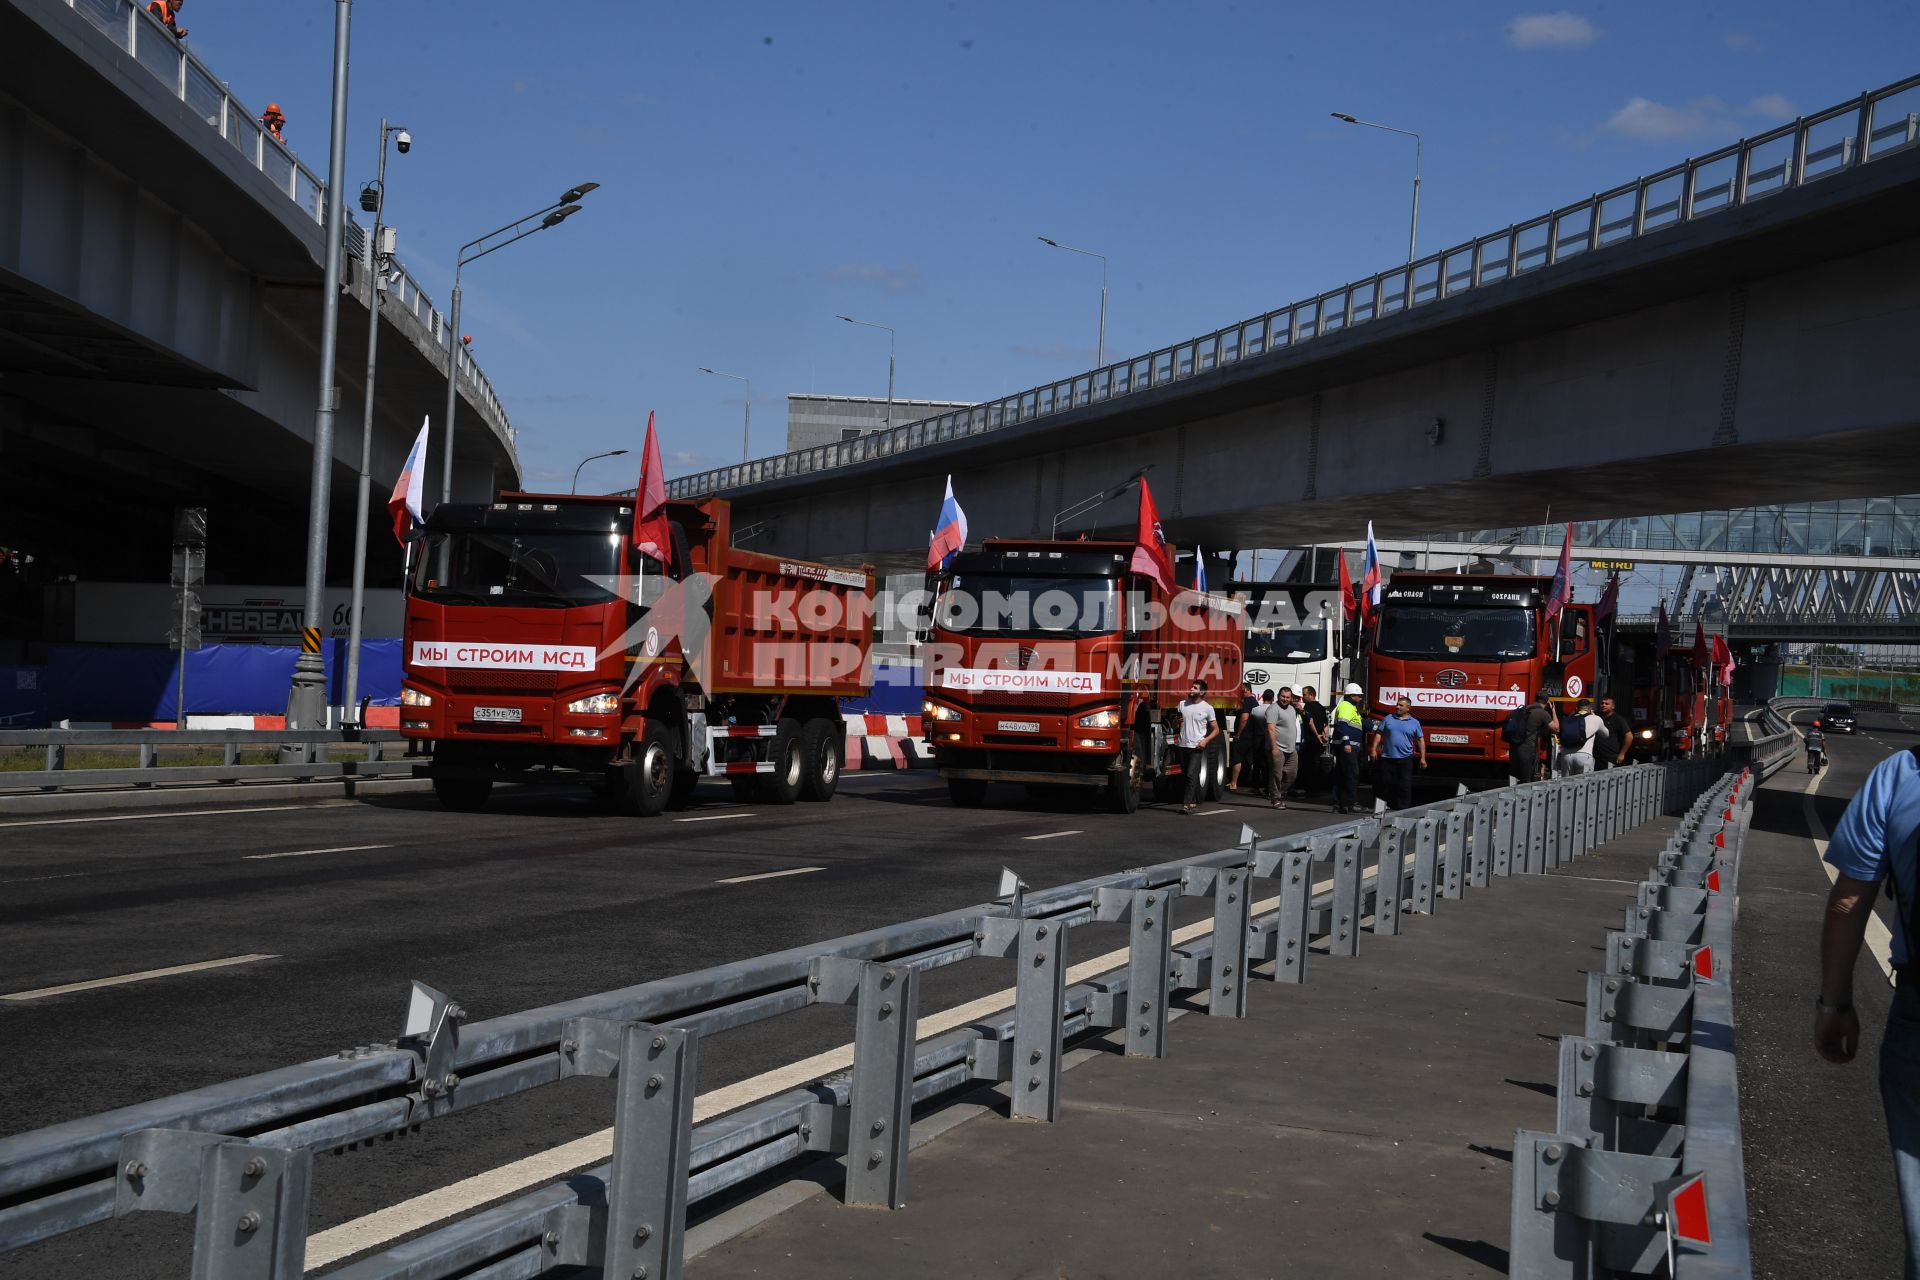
(1204, 682, 1370, 814)
(1504, 692, 1634, 782)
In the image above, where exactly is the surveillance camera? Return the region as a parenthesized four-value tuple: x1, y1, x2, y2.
(395, 130, 411, 154)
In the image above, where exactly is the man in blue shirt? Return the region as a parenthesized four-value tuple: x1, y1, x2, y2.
(1820, 746, 1920, 1276)
(1368, 695, 1426, 811)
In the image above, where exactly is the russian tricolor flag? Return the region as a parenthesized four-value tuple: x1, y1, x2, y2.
(1360, 522, 1382, 623)
(387, 416, 430, 546)
(927, 475, 968, 572)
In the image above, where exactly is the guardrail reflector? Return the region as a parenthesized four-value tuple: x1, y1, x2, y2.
(1706, 868, 1722, 893)
(1664, 1170, 1712, 1247)
(1721, 807, 1734, 820)
(1713, 829, 1727, 849)
(1691, 945, 1714, 979)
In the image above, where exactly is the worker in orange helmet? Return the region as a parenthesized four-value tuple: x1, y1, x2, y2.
(262, 104, 286, 145)
(147, 0, 186, 39)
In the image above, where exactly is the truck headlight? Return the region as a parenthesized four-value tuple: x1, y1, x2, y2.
(566, 693, 620, 715)
(1639, 729, 1654, 739)
(924, 702, 963, 722)
(400, 687, 433, 707)
(1077, 709, 1121, 729)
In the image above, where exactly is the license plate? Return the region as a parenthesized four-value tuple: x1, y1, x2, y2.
(473, 706, 523, 723)
(1428, 732, 1469, 745)
(997, 720, 1041, 733)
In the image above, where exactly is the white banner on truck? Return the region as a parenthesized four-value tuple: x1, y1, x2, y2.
(410, 642, 598, 673)
(940, 667, 1103, 695)
(1377, 685, 1524, 711)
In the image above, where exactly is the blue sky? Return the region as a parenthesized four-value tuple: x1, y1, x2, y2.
(191, 1, 1917, 496)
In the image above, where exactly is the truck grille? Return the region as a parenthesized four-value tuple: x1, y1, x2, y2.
(446, 671, 562, 695)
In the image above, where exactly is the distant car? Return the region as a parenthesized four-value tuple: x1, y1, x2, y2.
(1822, 702, 1857, 734)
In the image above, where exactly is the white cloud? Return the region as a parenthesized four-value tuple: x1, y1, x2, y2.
(1505, 11, 1600, 48)
(1744, 93, 1795, 120)
(1597, 97, 1721, 143)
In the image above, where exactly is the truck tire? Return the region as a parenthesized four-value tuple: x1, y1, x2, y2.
(432, 776, 491, 812)
(799, 718, 841, 801)
(757, 719, 805, 804)
(1106, 733, 1142, 813)
(624, 720, 676, 817)
(948, 776, 988, 807)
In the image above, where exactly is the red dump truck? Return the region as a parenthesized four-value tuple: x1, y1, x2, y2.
(399, 493, 873, 813)
(1365, 573, 1601, 782)
(921, 539, 1243, 811)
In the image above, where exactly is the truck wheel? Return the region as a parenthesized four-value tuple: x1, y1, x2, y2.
(1203, 739, 1225, 801)
(624, 720, 676, 817)
(800, 718, 841, 801)
(948, 776, 988, 807)
(757, 719, 805, 804)
(432, 776, 491, 812)
(1106, 733, 1142, 813)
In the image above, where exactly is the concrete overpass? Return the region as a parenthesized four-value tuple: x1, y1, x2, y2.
(0, 0, 519, 596)
(668, 75, 1920, 572)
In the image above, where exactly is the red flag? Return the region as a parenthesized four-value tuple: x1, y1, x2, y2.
(1544, 522, 1573, 621)
(630, 411, 673, 570)
(1336, 546, 1354, 627)
(1129, 479, 1173, 592)
(1594, 572, 1620, 625)
(1712, 634, 1734, 687)
(1691, 620, 1709, 669)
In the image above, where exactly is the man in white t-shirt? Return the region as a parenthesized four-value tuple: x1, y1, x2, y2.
(1177, 680, 1220, 814)
(1555, 697, 1605, 775)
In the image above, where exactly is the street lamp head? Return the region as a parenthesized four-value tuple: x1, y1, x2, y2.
(541, 204, 582, 229)
(394, 128, 411, 153)
(1331, 112, 1358, 123)
(559, 181, 601, 205)
(698, 366, 715, 374)
(1037, 235, 1059, 246)
(608, 448, 630, 458)
(835, 314, 854, 323)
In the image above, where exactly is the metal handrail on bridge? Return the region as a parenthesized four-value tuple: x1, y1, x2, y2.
(0, 760, 1718, 1278)
(666, 73, 1920, 502)
(52, 0, 515, 443)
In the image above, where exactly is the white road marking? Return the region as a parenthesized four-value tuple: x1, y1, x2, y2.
(714, 866, 826, 885)
(0, 871, 90, 886)
(1193, 808, 1233, 816)
(0, 804, 309, 830)
(1021, 830, 1082, 841)
(1799, 755, 1895, 984)
(305, 870, 1344, 1268)
(674, 812, 753, 824)
(2, 954, 277, 1002)
(244, 844, 390, 861)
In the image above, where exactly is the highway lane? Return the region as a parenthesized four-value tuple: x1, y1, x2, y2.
(0, 770, 1372, 1277)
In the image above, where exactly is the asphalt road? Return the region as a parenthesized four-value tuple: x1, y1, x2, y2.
(1734, 707, 1916, 1279)
(0, 765, 1387, 1277)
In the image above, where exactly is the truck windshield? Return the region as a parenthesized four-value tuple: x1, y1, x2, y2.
(939, 574, 1118, 636)
(1246, 628, 1326, 662)
(411, 530, 624, 607)
(1376, 606, 1535, 661)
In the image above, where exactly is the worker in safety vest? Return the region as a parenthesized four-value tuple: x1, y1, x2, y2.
(147, 0, 186, 39)
(261, 104, 287, 144)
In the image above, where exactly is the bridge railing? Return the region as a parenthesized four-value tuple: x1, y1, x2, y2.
(1511, 769, 1756, 1277)
(57, 0, 514, 444)
(0, 759, 1720, 1278)
(0, 727, 415, 792)
(665, 72, 1920, 502)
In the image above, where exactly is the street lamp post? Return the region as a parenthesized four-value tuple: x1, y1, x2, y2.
(285, 0, 353, 732)
(1330, 112, 1422, 265)
(1037, 236, 1108, 367)
(439, 183, 600, 510)
(835, 315, 894, 430)
(342, 117, 407, 724)
(697, 367, 751, 463)
(570, 448, 629, 494)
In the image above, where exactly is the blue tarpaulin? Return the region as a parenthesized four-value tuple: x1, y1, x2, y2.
(44, 640, 402, 722)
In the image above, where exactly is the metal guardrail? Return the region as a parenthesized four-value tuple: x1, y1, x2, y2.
(52, 0, 515, 443)
(666, 73, 1920, 502)
(0, 728, 412, 792)
(0, 759, 1720, 1278)
(1511, 767, 1755, 1277)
